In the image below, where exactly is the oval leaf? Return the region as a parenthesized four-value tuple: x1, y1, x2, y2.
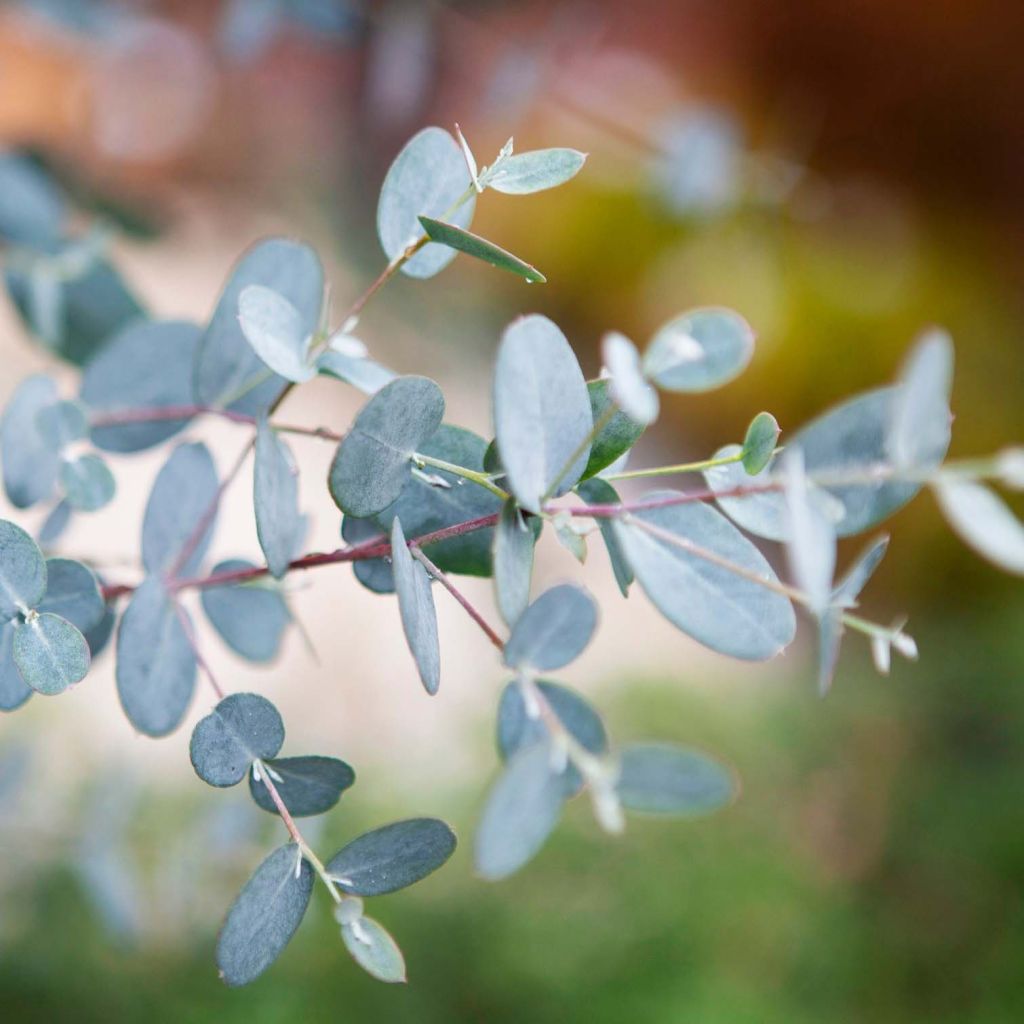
(60, 454, 115, 512)
(486, 148, 587, 194)
(503, 583, 597, 672)
(377, 126, 475, 279)
(328, 376, 445, 518)
(741, 411, 779, 475)
(0, 519, 47, 621)
(201, 560, 290, 662)
(616, 743, 736, 815)
(249, 756, 355, 818)
(326, 818, 457, 896)
(190, 692, 285, 788)
(340, 916, 406, 984)
(643, 307, 754, 392)
(390, 518, 441, 695)
(115, 577, 196, 737)
(1, 375, 60, 508)
(602, 331, 659, 425)
(216, 843, 313, 987)
(254, 420, 302, 579)
(237, 285, 316, 383)
(13, 612, 89, 695)
(493, 500, 535, 626)
(935, 477, 1024, 576)
(493, 315, 592, 511)
(613, 493, 796, 660)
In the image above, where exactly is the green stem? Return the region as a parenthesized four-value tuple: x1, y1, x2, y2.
(413, 453, 510, 499)
(604, 449, 745, 483)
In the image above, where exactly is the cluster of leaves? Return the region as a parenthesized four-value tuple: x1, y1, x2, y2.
(1, 123, 1022, 987)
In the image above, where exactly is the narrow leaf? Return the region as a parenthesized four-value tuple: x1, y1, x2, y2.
(576, 478, 634, 595)
(616, 743, 736, 816)
(0, 520, 47, 621)
(486, 148, 587, 194)
(418, 216, 545, 283)
(390, 518, 441, 695)
(254, 420, 302, 578)
(503, 583, 598, 672)
(493, 500, 534, 625)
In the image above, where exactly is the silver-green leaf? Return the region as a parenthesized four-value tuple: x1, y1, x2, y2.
(417, 216, 546, 283)
(493, 500, 534, 626)
(340, 915, 406, 984)
(643, 307, 754, 393)
(616, 743, 736, 815)
(249, 756, 355, 818)
(60, 454, 115, 512)
(190, 692, 285, 787)
(13, 612, 90, 695)
(237, 285, 316, 383)
(390, 518, 440, 695)
(934, 477, 1024, 576)
(503, 583, 597, 672)
(254, 420, 302, 579)
(0, 519, 47, 621)
(602, 331, 659, 425)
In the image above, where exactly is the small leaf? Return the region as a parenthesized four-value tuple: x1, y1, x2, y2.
(37, 558, 105, 633)
(581, 379, 645, 481)
(493, 500, 534, 625)
(503, 584, 597, 672)
(190, 692, 285, 787)
(115, 577, 196, 737)
(216, 843, 313, 987)
(141, 442, 219, 578)
(643, 308, 754, 392)
(377, 126, 475, 280)
(60, 454, 115, 512)
(237, 285, 316, 383)
(341, 517, 394, 594)
(497, 680, 608, 796)
(485, 148, 587, 194)
(13, 612, 90, 695)
(0, 622, 32, 711)
(326, 818, 457, 895)
(934, 477, 1024, 576)
(493, 315, 592, 511)
(201, 560, 291, 662)
(38, 501, 72, 548)
(390, 518, 441, 695)
(616, 743, 736, 816)
(249, 756, 355, 817)
(417, 216, 546, 283)
(602, 331, 659, 425)
(832, 535, 889, 608)
(194, 238, 324, 415)
(782, 448, 836, 617)
(475, 739, 565, 880)
(0, 519, 47, 621)
(613, 493, 796, 660)
(82, 320, 201, 453)
(340, 915, 407, 984)
(254, 420, 303, 579)
(552, 511, 588, 563)
(1, 375, 60, 508)
(36, 399, 88, 450)
(575, 478, 633, 596)
(328, 376, 445, 518)
(317, 350, 396, 394)
(741, 412, 779, 475)
(888, 329, 953, 470)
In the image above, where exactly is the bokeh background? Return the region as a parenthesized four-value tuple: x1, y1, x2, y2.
(1, 1, 1023, 1021)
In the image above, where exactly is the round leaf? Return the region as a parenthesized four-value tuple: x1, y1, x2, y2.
(643, 307, 754, 392)
(190, 692, 285, 788)
(493, 315, 592, 511)
(1, 375, 60, 508)
(503, 583, 598, 672)
(60, 454, 115, 512)
(249, 756, 355, 818)
(326, 818, 457, 896)
(13, 612, 90, 695)
(37, 558, 105, 633)
(216, 843, 313, 987)
(616, 743, 736, 816)
(200, 560, 290, 663)
(328, 376, 445, 518)
(0, 519, 47, 621)
(237, 285, 316, 383)
(613, 493, 796, 660)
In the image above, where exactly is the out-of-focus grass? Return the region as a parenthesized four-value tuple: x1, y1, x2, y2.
(2, 599, 1021, 1024)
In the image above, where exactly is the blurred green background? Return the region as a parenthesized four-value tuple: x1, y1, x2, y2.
(0, 1, 1022, 1021)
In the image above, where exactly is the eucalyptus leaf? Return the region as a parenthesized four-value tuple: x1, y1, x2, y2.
(475, 739, 565, 881)
(201, 560, 291, 662)
(581, 379, 645, 481)
(254, 421, 302, 579)
(782, 448, 836, 617)
(340, 915, 406, 984)
(37, 399, 88, 450)
(190, 692, 285, 787)
(328, 376, 445, 518)
(390, 518, 441, 695)
(38, 501, 72, 548)
(12, 612, 89, 695)
(493, 500, 535, 625)
(741, 412, 779, 475)
(249, 756, 355, 817)
(616, 743, 735, 816)
(115, 577, 196, 737)
(141, 442, 219, 578)
(613, 493, 796, 660)
(194, 238, 323, 415)
(888, 329, 954, 471)
(60, 454, 115, 512)
(643, 307, 754, 392)
(0, 622, 32, 711)
(493, 315, 592, 511)
(237, 285, 316, 383)
(216, 843, 313, 987)
(503, 583, 598, 672)
(417, 216, 546, 283)
(0, 152, 66, 245)
(341, 516, 394, 594)
(1, 375, 60, 508)
(575, 478, 633, 595)
(81, 319, 201, 453)
(377, 126, 475, 279)
(602, 331, 659, 425)
(486, 148, 587, 194)
(497, 680, 608, 796)
(317, 350, 396, 394)
(0, 519, 47, 621)
(934, 478, 1024, 576)
(37, 558, 105, 633)
(326, 818, 457, 895)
